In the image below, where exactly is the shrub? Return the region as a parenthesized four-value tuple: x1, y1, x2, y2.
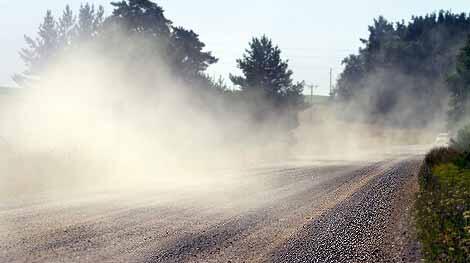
(451, 124, 470, 152)
(419, 147, 460, 189)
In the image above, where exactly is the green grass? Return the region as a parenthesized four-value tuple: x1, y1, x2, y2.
(416, 148, 470, 262)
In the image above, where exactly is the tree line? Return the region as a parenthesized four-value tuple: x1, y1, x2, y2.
(15, 0, 305, 134)
(335, 11, 470, 129)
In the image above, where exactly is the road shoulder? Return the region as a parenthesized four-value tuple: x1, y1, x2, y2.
(382, 162, 421, 262)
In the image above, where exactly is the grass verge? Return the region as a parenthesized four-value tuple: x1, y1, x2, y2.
(415, 147, 470, 262)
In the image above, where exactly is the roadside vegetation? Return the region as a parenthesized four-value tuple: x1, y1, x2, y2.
(416, 130, 470, 262)
(415, 29, 470, 262)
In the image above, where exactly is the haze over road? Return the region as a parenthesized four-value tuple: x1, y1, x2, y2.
(0, 146, 425, 262)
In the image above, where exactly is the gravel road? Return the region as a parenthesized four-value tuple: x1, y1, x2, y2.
(0, 153, 423, 262)
(271, 159, 421, 263)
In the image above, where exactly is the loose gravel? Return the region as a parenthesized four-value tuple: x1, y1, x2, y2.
(0, 158, 422, 263)
(271, 159, 421, 263)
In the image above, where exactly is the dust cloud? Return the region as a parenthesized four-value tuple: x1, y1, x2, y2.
(0, 31, 435, 203)
(293, 69, 445, 162)
(0, 33, 287, 201)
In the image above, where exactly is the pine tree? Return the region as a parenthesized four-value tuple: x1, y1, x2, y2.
(15, 10, 59, 85)
(170, 27, 217, 80)
(77, 3, 104, 40)
(58, 5, 76, 47)
(78, 3, 94, 38)
(110, 0, 171, 37)
(230, 35, 305, 128)
(108, 0, 216, 83)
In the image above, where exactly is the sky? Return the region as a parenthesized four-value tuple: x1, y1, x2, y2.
(1, 0, 470, 95)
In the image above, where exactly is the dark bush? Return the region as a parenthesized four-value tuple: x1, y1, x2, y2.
(451, 124, 470, 153)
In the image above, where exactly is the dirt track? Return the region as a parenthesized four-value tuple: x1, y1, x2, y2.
(0, 153, 423, 262)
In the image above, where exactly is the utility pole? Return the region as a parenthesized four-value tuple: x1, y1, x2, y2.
(329, 68, 333, 96)
(307, 84, 319, 122)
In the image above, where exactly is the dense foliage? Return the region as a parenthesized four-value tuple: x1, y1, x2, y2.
(336, 12, 470, 128)
(448, 36, 470, 128)
(108, 0, 218, 86)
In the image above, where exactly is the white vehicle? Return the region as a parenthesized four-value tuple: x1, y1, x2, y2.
(434, 133, 450, 147)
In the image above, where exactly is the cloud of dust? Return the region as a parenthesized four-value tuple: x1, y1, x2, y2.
(0, 32, 284, 200)
(293, 66, 449, 160)
(0, 26, 446, 202)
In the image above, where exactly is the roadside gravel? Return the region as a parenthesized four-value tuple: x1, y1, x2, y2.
(271, 159, 422, 263)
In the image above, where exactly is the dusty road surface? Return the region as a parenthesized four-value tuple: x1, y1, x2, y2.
(0, 148, 424, 262)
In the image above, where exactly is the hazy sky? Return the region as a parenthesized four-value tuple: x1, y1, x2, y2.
(1, 0, 470, 95)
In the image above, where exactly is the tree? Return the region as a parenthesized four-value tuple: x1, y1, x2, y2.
(110, 0, 171, 37)
(14, 10, 59, 86)
(170, 27, 217, 80)
(77, 3, 104, 40)
(335, 11, 470, 127)
(108, 0, 217, 84)
(448, 35, 470, 127)
(15, 4, 105, 86)
(58, 5, 76, 47)
(335, 54, 366, 100)
(230, 35, 305, 129)
(15, 1, 217, 96)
